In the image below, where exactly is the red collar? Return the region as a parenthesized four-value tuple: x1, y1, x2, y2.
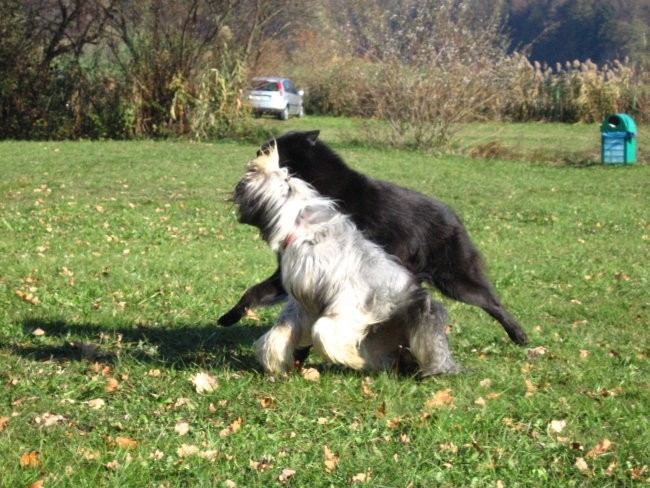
(282, 232, 296, 250)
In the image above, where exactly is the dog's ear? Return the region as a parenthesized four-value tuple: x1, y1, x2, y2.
(305, 130, 320, 146)
(247, 141, 279, 172)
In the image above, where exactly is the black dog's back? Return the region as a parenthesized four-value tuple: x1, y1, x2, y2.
(221, 131, 528, 345)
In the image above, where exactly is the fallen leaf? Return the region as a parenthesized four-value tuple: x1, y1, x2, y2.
(245, 309, 260, 321)
(105, 377, 120, 392)
(79, 448, 99, 460)
(20, 451, 40, 468)
(361, 377, 375, 395)
(350, 470, 372, 483)
(35, 412, 66, 427)
(177, 444, 199, 458)
(190, 372, 218, 394)
(148, 369, 161, 377)
(585, 439, 613, 459)
(424, 389, 454, 409)
(224, 480, 236, 488)
(474, 396, 486, 407)
(524, 378, 538, 397)
(219, 417, 243, 438)
(16, 289, 41, 305)
(198, 449, 219, 460)
(260, 396, 274, 409)
(527, 346, 548, 359)
(150, 449, 164, 460)
(27, 479, 44, 488)
(175, 421, 190, 436)
(605, 460, 617, 477)
(300, 367, 320, 381)
(87, 398, 105, 410)
(323, 445, 339, 473)
(0, 417, 9, 431)
(32, 328, 46, 337)
(386, 417, 400, 428)
(440, 442, 458, 454)
(114, 436, 138, 449)
(249, 456, 274, 471)
(549, 419, 566, 434)
(278, 468, 296, 482)
(479, 378, 492, 387)
(104, 459, 120, 470)
(575, 457, 591, 474)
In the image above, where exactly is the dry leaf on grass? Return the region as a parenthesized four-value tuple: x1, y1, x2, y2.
(350, 470, 372, 483)
(278, 468, 296, 482)
(177, 444, 199, 458)
(249, 456, 274, 472)
(105, 377, 120, 392)
(361, 377, 375, 396)
(175, 421, 190, 436)
(190, 372, 218, 394)
(0, 417, 9, 432)
(114, 436, 138, 449)
(220, 417, 243, 438)
(323, 445, 339, 473)
(575, 457, 591, 474)
(586, 439, 613, 459)
(34, 412, 66, 428)
(300, 367, 320, 381)
(527, 346, 548, 359)
(27, 480, 45, 488)
(260, 396, 274, 409)
(424, 389, 454, 409)
(87, 398, 106, 410)
(20, 450, 41, 468)
(549, 419, 567, 434)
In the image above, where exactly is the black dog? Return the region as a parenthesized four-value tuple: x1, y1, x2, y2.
(219, 130, 528, 345)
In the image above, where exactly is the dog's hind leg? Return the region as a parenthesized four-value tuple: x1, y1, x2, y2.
(254, 299, 310, 374)
(430, 233, 529, 345)
(218, 267, 287, 327)
(405, 291, 461, 377)
(436, 270, 528, 345)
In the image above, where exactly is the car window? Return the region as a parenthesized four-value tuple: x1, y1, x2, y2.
(251, 80, 280, 92)
(284, 80, 296, 94)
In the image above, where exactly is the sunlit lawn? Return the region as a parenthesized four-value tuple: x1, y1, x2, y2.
(0, 118, 648, 486)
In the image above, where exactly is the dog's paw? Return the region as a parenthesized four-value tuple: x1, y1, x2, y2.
(217, 309, 243, 327)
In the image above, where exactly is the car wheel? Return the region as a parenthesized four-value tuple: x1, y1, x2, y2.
(279, 106, 289, 121)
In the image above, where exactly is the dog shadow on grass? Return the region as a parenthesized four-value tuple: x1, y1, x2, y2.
(13, 318, 271, 372)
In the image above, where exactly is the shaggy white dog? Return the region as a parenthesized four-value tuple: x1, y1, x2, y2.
(233, 143, 460, 377)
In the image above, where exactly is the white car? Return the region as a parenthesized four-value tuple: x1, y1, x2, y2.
(244, 77, 304, 120)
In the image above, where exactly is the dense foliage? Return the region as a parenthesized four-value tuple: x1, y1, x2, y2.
(0, 0, 648, 144)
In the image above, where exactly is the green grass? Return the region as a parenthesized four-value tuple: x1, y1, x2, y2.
(1, 118, 648, 487)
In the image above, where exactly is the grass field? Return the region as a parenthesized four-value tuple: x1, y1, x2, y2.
(1, 117, 648, 487)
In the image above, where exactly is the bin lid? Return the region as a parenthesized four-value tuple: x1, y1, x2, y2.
(601, 113, 636, 134)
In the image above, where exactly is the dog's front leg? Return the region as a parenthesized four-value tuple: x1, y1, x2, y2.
(254, 299, 310, 374)
(218, 266, 287, 327)
(311, 315, 368, 370)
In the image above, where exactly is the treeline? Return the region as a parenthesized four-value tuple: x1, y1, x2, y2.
(1, 0, 647, 145)
(506, 0, 650, 67)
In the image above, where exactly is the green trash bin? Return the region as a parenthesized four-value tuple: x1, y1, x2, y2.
(601, 113, 636, 164)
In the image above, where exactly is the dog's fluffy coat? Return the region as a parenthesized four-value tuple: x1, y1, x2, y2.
(233, 143, 460, 376)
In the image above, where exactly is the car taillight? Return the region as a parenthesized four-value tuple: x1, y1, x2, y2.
(277, 81, 284, 96)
